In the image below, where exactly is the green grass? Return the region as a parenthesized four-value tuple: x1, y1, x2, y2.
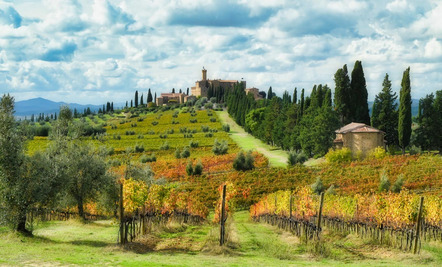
(1, 212, 439, 266)
(216, 111, 288, 167)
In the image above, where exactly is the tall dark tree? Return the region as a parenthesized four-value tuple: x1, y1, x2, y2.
(350, 60, 370, 124)
(172, 88, 175, 93)
(371, 73, 398, 146)
(414, 93, 436, 150)
(267, 86, 273, 100)
(147, 88, 153, 103)
(134, 90, 139, 107)
(334, 64, 352, 124)
(398, 67, 412, 154)
(300, 88, 305, 116)
(293, 88, 297, 104)
(323, 85, 332, 107)
(140, 94, 144, 106)
(154, 92, 157, 104)
(187, 88, 189, 95)
(434, 91, 442, 153)
(130, 99, 133, 108)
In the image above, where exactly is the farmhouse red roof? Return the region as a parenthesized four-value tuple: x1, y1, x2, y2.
(335, 122, 384, 134)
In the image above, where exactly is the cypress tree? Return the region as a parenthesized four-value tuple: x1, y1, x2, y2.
(334, 64, 352, 124)
(267, 86, 273, 100)
(371, 73, 398, 146)
(172, 88, 175, 93)
(154, 92, 157, 103)
(187, 88, 189, 95)
(125, 101, 128, 108)
(140, 94, 144, 106)
(398, 67, 412, 154)
(323, 85, 332, 107)
(130, 99, 133, 108)
(300, 89, 305, 116)
(293, 88, 297, 104)
(310, 85, 318, 109)
(111, 102, 113, 112)
(134, 90, 138, 107)
(147, 89, 153, 103)
(350, 60, 370, 124)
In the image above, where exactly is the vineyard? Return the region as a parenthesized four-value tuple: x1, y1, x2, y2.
(1, 106, 441, 266)
(251, 188, 442, 253)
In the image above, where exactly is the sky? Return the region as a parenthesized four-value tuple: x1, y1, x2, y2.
(0, 0, 441, 105)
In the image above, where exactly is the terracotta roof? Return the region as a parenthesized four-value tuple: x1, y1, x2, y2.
(160, 93, 186, 97)
(335, 122, 384, 134)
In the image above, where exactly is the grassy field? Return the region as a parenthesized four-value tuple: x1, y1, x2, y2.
(1, 211, 440, 266)
(216, 111, 288, 167)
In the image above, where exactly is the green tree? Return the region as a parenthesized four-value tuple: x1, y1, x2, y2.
(334, 64, 352, 124)
(59, 142, 109, 219)
(414, 93, 437, 150)
(140, 94, 144, 106)
(134, 90, 138, 107)
(398, 67, 412, 154)
(371, 73, 398, 146)
(267, 86, 273, 100)
(350, 60, 370, 124)
(0, 95, 63, 233)
(147, 88, 153, 103)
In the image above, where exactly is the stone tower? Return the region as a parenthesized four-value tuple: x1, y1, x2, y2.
(202, 67, 207, 81)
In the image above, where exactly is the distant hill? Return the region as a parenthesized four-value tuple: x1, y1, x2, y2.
(14, 97, 102, 117)
(368, 99, 419, 117)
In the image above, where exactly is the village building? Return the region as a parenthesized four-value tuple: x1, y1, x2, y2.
(156, 93, 187, 106)
(333, 122, 386, 156)
(245, 87, 263, 100)
(191, 68, 244, 97)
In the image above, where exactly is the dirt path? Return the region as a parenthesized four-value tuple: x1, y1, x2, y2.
(216, 111, 288, 167)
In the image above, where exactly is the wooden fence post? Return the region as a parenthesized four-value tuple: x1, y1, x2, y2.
(289, 194, 293, 219)
(220, 184, 227, 246)
(414, 196, 424, 254)
(119, 181, 125, 245)
(317, 192, 325, 238)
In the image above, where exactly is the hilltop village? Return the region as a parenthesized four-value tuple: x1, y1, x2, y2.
(155, 68, 263, 106)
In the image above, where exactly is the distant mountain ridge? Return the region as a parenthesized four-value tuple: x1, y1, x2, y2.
(14, 97, 102, 117)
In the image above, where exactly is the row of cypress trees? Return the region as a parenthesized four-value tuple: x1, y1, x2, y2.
(226, 61, 426, 155)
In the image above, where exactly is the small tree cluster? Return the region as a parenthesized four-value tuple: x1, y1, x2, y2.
(233, 151, 254, 171)
(287, 150, 307, 166)
(212, 139, 228, 155)
(175, 146, 190, 159)
(186, 160, 203, 176)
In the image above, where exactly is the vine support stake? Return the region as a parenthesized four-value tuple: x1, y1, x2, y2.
(119, 181, 125, 245)
(317, 192, 325, 238)
(220, 184, 227, 246)
(289, 194, 293, 219)
(414, 196, 424, 254)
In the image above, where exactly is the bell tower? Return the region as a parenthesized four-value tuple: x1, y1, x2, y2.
(202, 67, 207, 81)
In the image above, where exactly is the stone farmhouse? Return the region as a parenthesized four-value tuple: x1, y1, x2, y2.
(333, 122, 385, 157)
(156, 93, 196, 106)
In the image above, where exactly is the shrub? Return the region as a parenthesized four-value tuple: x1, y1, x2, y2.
(140, 153, 156, 163)
(325, 147, 352, 163)
(233, 150, 254, 171)
(167, 129, 174, 134)
(151, 121, 159, 126)
(175, 148, 181, 159)
(184, 133, 193, 138)
(147, 130, 155, 135)
(190, 118, 197, 123)
(186, 161, 194, 175)
(222, 124, 230, 132)
(210, 118, 216, 122)
(311, 177, 325, 195)
(409, 145, 422, 155)
(205, 133, 213, 138)
(201, 125, 210, 132)
(172, 120, 179, 124)
(131, 123, 137, 127)
(137, 134, 144, 139)
(212, 139, 228, 155)
(325, 184, 337, 195)
(160, 141, 169, 150)
(194, 160, 203, 175)
(189, 140, 199, 148)
(159, 134, 168, 139)
(391, 174, 404, 193)
(180, 146, 190, 158)
(125, 130, 135, 135)
(204, 102, 213, 109)
(134, 144, 145, 153)
(378, 170, 390, 192)
(287, 150, 307, 166)
(113, 134, 121, 140)
(367, 147, 387, 160)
